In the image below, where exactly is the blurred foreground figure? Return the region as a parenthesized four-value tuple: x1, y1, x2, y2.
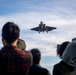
(29, 48, 51, 75)
(53, 41, 75, 75)
(0, 22, 32, 75)
(62, 38, 76, 75)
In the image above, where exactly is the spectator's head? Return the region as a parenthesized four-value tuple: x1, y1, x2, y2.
(30, 48, 41, 64)
(17, 39, 26, 50)
(57, 41, 70, 58)
(2, 22, 20, 44)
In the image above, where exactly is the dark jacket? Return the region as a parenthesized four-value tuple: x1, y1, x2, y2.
(53, 60, 75, 75)
(29, 64, 51, 75)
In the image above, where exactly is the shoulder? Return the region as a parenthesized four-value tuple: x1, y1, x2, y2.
(30, 65, 51, 74)
(53, 61, 62, 69)
(25, 50, 32, 54)
(53, 60, 75, 72)
(24, 50, 33, 58)
(54, 60, 71, 67)
(15, 49, 33, 60)
(53, 60, 71, 70)
(40, 67, 51, 75)
(17, 49, 31, 55)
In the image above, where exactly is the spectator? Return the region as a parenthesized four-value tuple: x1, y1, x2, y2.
(62, 38, 76, 74)
(53, 41, 75, 75)
(29, 48, 51, 75)
(17, 39, 26, 50)
(0, 22, 32, 75)
(62, 38, 76, 68)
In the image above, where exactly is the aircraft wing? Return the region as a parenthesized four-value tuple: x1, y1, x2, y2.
(46, 26, 57, 31)
(31, 27, 40, 31)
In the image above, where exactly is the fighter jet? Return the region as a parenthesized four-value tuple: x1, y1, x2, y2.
(31, 21, 57, 33)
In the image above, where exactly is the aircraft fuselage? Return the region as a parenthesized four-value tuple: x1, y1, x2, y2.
(31, 21, 57, 33)
(39, 23, 47, 32)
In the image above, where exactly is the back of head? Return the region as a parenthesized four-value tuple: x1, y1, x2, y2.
(17, 39, 26, 50)
(2, 22, 20, 43)
(57, 41, 70, 58)
(30, 48, 41, 64)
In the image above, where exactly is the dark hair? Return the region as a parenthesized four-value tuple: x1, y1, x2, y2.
(57, 41, 70, 57)
(2, 22, 20, 43)
(30, 48, 41, 64)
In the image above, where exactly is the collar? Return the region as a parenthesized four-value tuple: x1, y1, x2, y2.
(34, 64, 42, 68)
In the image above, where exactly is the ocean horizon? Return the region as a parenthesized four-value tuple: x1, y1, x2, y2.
(41, 56, 61, 74)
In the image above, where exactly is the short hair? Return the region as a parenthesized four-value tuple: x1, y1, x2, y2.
(2, 22, 20, 43)
(30, 48, 41, 64)
(57, 41, 70, 57)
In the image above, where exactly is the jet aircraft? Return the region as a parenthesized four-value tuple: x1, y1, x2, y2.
(31, 21, 57, 33)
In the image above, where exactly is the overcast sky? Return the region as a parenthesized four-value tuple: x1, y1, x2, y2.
(0, 0, 76, 56)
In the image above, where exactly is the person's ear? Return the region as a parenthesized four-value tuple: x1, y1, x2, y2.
(2, 38, 6, 46)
